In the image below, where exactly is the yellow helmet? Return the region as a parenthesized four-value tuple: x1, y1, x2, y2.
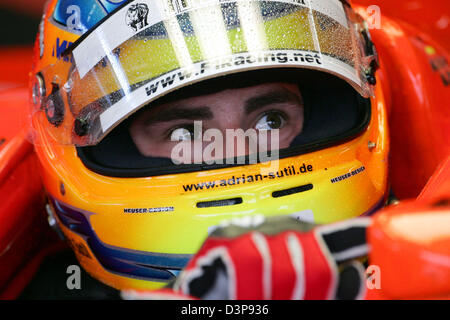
(30, 0, 388, 291)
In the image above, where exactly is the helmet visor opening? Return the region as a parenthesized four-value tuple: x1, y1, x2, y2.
(76, 69, 371, 178)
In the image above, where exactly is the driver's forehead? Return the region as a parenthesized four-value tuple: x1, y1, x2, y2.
(141, 82, 302, 117)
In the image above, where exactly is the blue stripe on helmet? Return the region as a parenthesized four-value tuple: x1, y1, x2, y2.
(50, 197, 191, 282)
(53, 0, 128, 32)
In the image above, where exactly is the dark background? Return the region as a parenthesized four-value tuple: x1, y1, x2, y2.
(0, 8, 40, 45)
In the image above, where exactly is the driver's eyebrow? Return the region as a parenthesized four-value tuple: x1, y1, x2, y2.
(143, 106, 213, 126)
(244, 89, 303, 115)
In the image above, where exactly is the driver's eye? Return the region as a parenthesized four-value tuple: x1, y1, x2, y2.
(170, 128, 192, 141)
(255, 111, 286, 130)
(169, 124, 201, 141)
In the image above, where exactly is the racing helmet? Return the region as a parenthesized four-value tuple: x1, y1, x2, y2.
(30, 0, 389, 291)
